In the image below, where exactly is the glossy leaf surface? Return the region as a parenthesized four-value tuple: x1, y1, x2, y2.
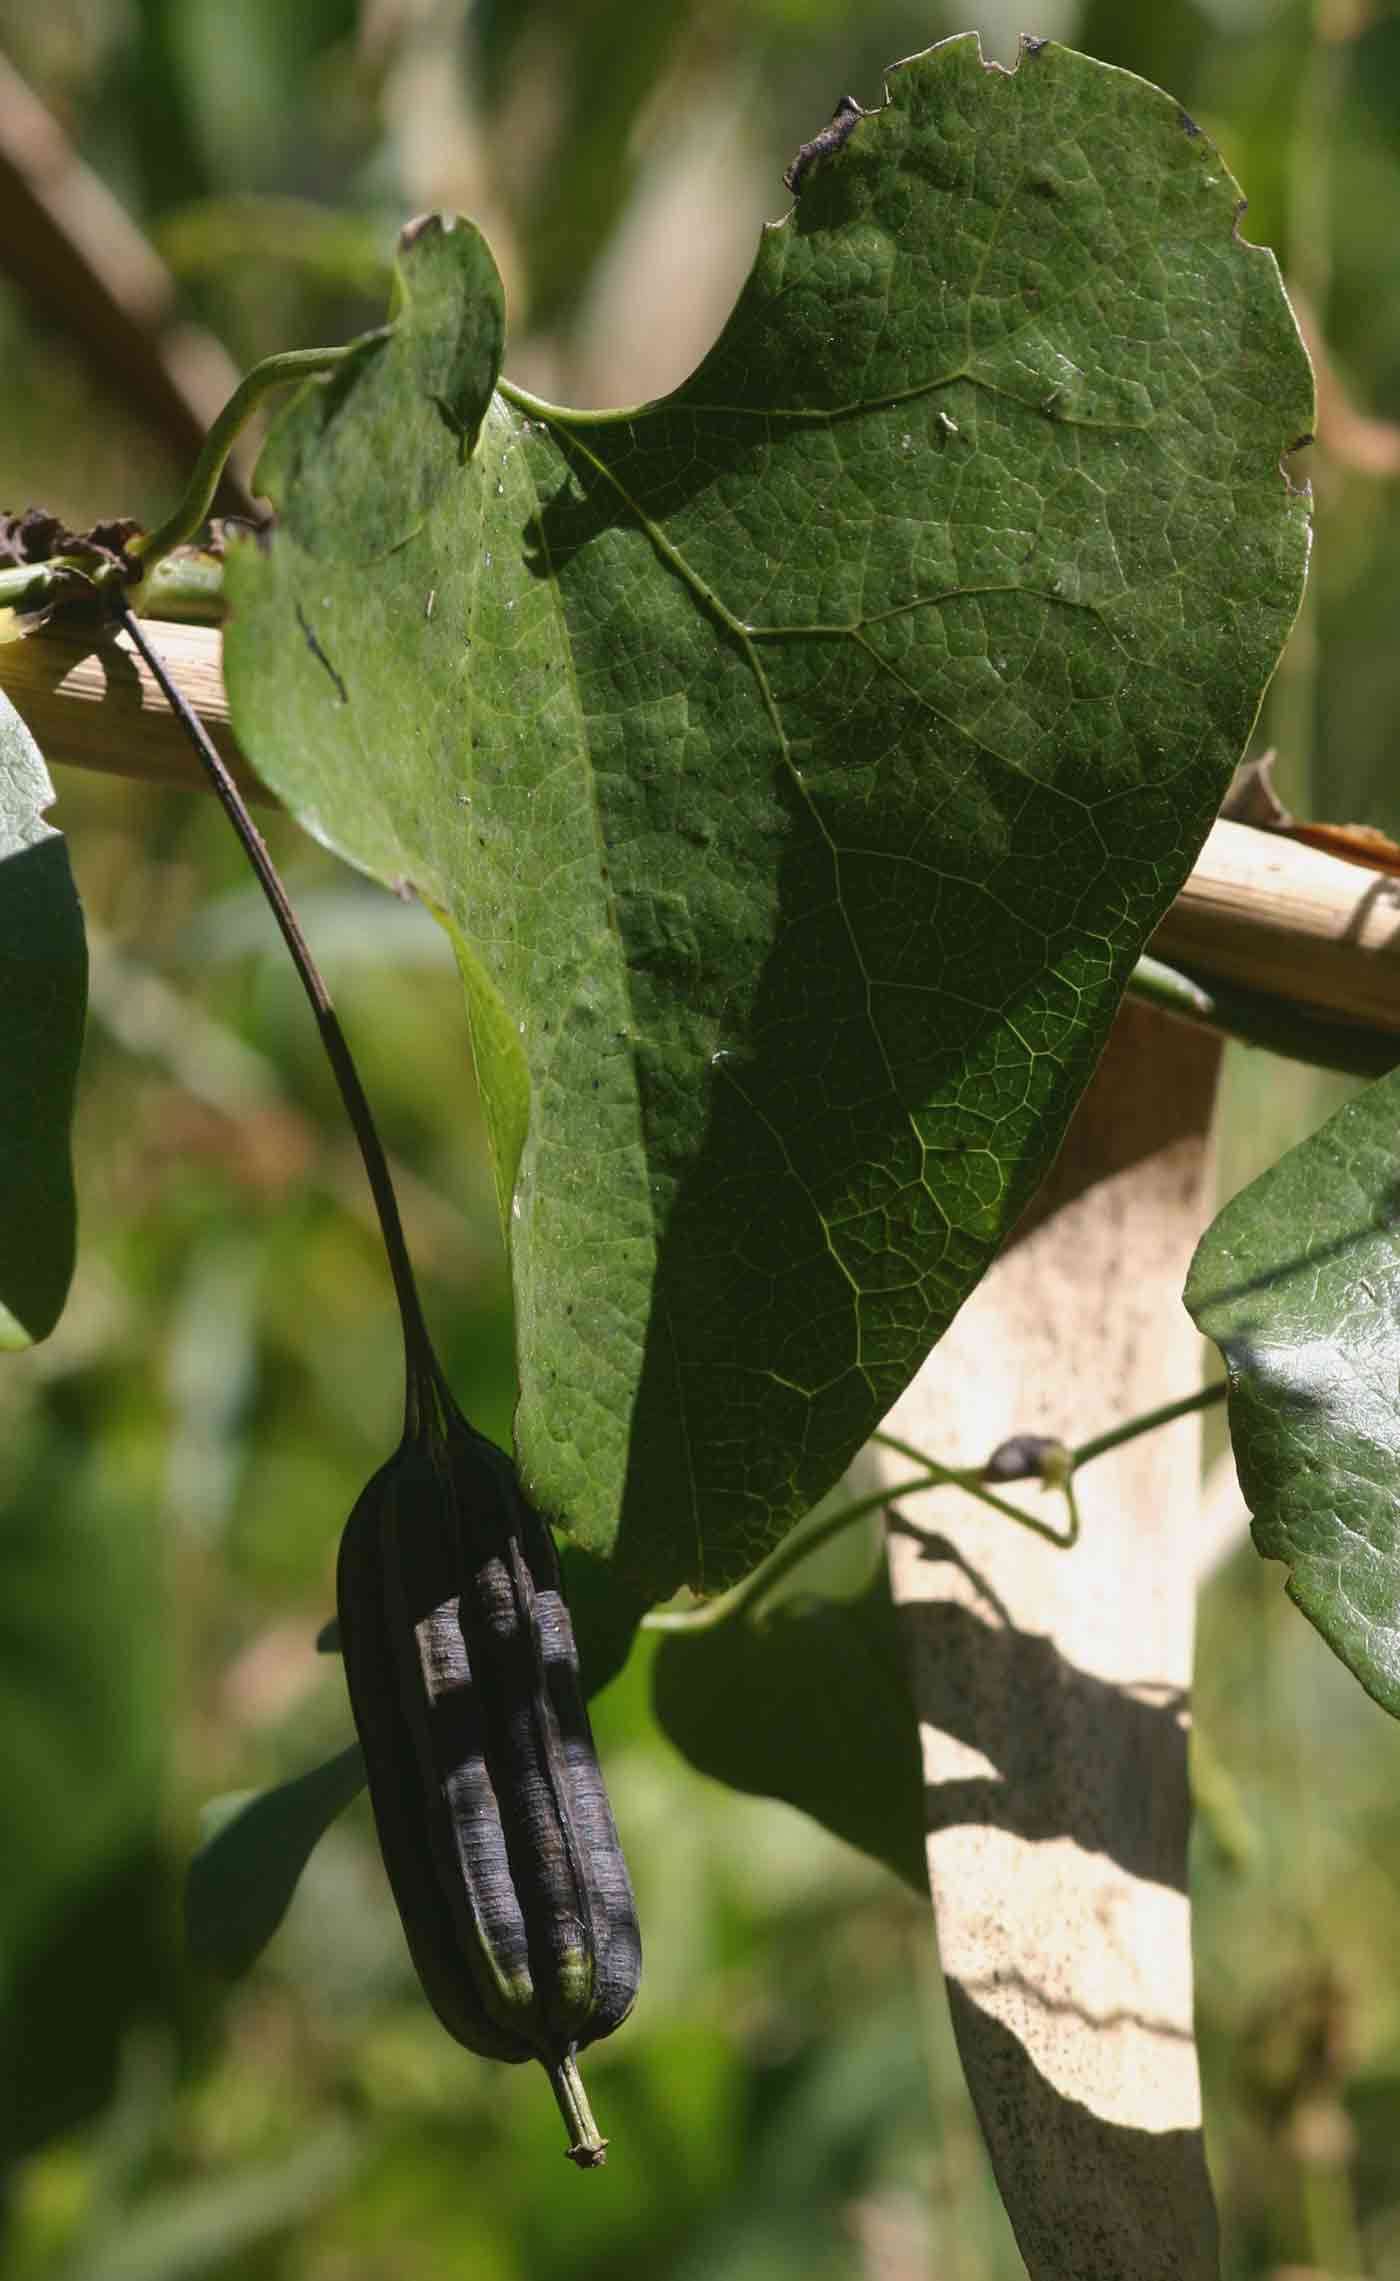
(1187, 1077, 1400, 1717)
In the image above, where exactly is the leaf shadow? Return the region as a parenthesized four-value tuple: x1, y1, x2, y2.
(520, 421, 776, 584)
(892, 1523, 1219, 2276)
(943, 1981, 1220, 2279)
(890, 1523, 1190, 1891)
(595, 739, 1100, 1601)
(514, 427, 1256, 1609)
(1192, 1171, 1400, 1318)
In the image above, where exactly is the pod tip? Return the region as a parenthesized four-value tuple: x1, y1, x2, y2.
(548, 2050, 610, 2171)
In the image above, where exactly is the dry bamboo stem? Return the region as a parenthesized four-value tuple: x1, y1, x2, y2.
(5, 615, 1399, 1032)
(1150, 819, 1400, 1032)
(0, 616, 254, 799)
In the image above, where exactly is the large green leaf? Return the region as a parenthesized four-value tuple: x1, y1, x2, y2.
(0, 686, 86, 1347)
(224, 34, 1312, 1601)
(1186, 1077, 1400, 1718)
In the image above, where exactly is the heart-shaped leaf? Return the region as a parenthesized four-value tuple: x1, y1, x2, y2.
(0, 688, 85, 1347)
(1186, 1075, 1400, 1717)
(224, 34, 1311, 1601)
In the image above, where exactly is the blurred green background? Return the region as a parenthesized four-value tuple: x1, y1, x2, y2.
(2, 1, 1400, 2274)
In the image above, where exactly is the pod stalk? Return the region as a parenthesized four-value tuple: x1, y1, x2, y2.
(549, 2050, 609, 2169)
(115, 603, 436, 1403)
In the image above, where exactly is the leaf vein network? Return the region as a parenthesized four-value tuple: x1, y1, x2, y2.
(848, 627, 1100, 812)
(711, 1057, 878, 1378)
(528, 405, 930, 1156)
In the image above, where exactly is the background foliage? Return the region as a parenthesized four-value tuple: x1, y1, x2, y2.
(2, 1, 1400, 2275)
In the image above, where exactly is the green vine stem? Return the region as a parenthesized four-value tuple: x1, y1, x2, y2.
(131, 547, 228, 623)
(1127, 952, 1399, 1080)
(0, 346, 358, 620)
(641, 1472, 950, 1636)
(871, 1427, 1081, 1546)
(1069, 1379, 1227, 1469)
(0, 559, 95, 613)
(873, 1380, 1228, 1544)
(128, 343, 360, 575)
(646, 1377, 1232, 1636)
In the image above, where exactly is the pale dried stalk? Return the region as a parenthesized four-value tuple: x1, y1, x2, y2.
(0, 618, 254, 798)
(1150, 816, 1400, 1033)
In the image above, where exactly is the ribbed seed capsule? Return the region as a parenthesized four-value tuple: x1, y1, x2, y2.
(337, 1370, 640, 2165)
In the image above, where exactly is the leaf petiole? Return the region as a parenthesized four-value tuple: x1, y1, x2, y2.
(128, 343, 366, 577)
(1128, 953, 1400, 1080)
(642, 1472, 948, 1635)
(1069, 1380, 1227, 1470)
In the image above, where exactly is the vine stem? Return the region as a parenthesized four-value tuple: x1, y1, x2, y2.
(870, 1429, 1079, 1545)
(648, 1378, 1233, 1634)
(641, 1472, 950, 1636)
(1069, 1379, 1227, 1469)
(127, 343, 362, 575)
(115, 605, 435, 1407)
(1127, 954, 1398, 1082)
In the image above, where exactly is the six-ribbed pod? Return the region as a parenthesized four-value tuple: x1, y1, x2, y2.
(337, 1365, 641, 2166)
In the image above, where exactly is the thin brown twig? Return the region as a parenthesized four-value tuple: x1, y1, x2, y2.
(0, 51, 252, 504)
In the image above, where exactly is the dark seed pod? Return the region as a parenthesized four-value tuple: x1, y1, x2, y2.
(337, 1368, 640, 2166)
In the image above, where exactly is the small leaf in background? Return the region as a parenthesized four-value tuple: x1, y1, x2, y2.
(651, 1552, 927, 1894)
(225, 36, 1312, 1603)
(0, 687, 85, 1347)
(185, 1743, 366, 1979)
(1186, 1074, 1400, 1717)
